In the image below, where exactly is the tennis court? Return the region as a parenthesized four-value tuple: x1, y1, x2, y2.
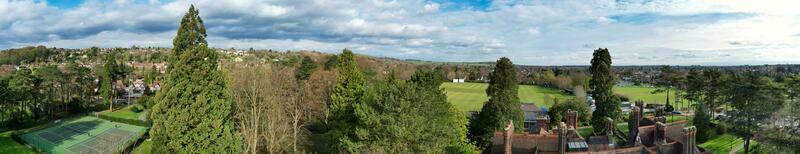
(19, 116, 148, 153)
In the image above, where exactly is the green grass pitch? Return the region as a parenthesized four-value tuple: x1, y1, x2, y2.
(442, 82, 691, 112)
(441, 82, 574, 112)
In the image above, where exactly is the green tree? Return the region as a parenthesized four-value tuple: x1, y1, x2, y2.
(149, 5, 242, 153)
(100, 51, 119, 111)
(693, 101, 711, 142)
(64, 61, 95, 112)
(786, 75, 800, 103)
(589, 48, 619, 134)
(652, 66, 683, 112)
(87, 47, 99, 59)
(548, 98, 590, 126)
(295, 56, 317, 82)
(8, 68, 38, 123)
(330, 68, 475, 153)
(724, 72, 785, 154)
(327, 49, 367, 152)
(324, 54, 339, 70)
(468, 57, 523, 150)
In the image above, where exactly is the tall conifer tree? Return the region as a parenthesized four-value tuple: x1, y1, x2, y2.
(468, 57, 523, 149)
(327, 49, 366, 152)
(589, 48, 619, 134)
(149, 5, 242, 153)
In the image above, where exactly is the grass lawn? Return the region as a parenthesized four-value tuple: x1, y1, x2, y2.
(699, 134, 746, 154)
(0, 131, 34, 154)
(614, 86, 691, 110)
(132, 139, 151, 154)
(442, 82, 695, 112)
(100, 105, 145, 121)
(441, 82, 574, 111)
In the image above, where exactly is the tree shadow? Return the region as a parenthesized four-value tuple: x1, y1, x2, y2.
(33, 120, 104, 151)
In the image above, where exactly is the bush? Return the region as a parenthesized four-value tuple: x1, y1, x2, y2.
(97, 114, 151, 127)
(130, 105, 143, 113)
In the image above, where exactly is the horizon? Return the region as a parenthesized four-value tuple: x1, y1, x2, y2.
(2, 0, 800, 65)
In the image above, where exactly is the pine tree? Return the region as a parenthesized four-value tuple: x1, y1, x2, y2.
(327, 49, 367, 152)
(149, 5, 242, 153)
(589, 48, 620, 134)
(295, 56, 317, 82)
(724, 72, 785, 153)
(468, 57, 523, 150)
(100, 50, 119, 111)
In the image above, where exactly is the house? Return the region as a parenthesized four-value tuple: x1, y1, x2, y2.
(491, 102, 705, 154)
(452, 78, 465, 83)
(521, 103, 548, 133)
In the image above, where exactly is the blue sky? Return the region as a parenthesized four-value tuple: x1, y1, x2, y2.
(3, 0, 800, 65)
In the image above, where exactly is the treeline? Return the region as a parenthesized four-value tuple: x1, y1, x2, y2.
(0, 46, 59, 65)
(0, 62, 97, 129)
(678, 69, 800, 153)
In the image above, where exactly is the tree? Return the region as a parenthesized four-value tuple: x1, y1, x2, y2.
(548, 98, 590, 126)
(724, 72, 786, 154)
(652, 66, 683, 112)
(229, 64, 293, 153)
(87, 47, 99, 59)
(327, 49, 366, 152)
(589, 48, 619, 134)
(149, 5, 242, 153)
(295, 56, 317, 82)
(468, 57, 523, 150)
(100, 51, 119, 111)
(693, 101, 711, 142)
(324, 54, 338, 70)
(7, 68, 38, 124)
(331, 68, 475, 153)
(786, 75, 800, 103)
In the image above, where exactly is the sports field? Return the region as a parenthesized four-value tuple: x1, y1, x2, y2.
(614, 86, 691, 110)
(19, 116, 148, 153)
(442, 82, 691, 112)
(441, 82, 573, 111)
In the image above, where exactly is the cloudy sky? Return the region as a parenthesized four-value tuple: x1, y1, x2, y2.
(2, 0, 800, 65)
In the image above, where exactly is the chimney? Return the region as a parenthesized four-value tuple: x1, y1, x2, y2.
(606, 117, 615, 146)
(655, 122, 667, 145)
(628, 106, 641, 146)
(683, 126, 697, 154)
(655, 116, 666, 124)
(536, 116, 549, 134)
(635, 100, 644, 109)
(558, 122, 567, 154)
(566, 109, 578, 129)
(504, 120, 514, 154)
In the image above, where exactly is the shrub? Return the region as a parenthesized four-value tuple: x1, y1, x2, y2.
(98, 114, 151, 127)
(130, 105, 143, 113)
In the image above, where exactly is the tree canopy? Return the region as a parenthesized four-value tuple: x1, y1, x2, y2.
(149, 5, 242, 153)
(589, 48, 619, 134)
(468, 57, 523, 150)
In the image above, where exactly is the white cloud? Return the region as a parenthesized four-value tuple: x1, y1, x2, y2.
(2, 0, 800, 65)
(422, 3, 439, 13)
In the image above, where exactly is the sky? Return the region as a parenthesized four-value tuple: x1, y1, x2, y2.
(1, 0, 800, 65)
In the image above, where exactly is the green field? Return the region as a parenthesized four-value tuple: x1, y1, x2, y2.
(443, 82, 693, 112)
(132, 139, 152, 154)
(0, 131, 34, 154)
(441, 82, 573, 111)
(614, 86, 691, 110)
(699, 134, 754, 154)
(100, 105, 146, 121)
(18, 116, 148, 153)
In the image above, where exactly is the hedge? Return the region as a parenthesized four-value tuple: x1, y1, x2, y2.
(97, 114, 151, 127)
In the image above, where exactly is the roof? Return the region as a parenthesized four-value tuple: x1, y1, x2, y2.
(520, 103, 543, 112)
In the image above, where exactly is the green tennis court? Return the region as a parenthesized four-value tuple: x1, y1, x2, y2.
(19, 116, 148, 153)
